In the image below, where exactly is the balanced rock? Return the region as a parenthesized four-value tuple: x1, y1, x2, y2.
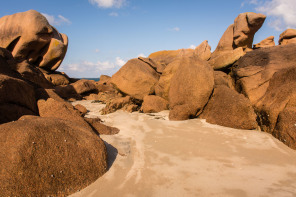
(210, 12, 266, 70)
(233, 12, 266, 49)
(0, 10, 68, 71)
(253, 36, 275, 49)
(140, 95, 169, 113)
(169, 57, 214, 120)
(233, 44, 296, 105)
(111, 58, 160, 100)
(0, 117, 107, 196)
(199, 85, 258, 130)
(279, 29, 296, 45)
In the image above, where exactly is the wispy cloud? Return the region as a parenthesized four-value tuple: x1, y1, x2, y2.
(243, 0, 296, 31)
(169, 27, 180, 32)
(42, 13, 71, 26)
(89, 0, 126, 8)
(59, 57, 126, 77)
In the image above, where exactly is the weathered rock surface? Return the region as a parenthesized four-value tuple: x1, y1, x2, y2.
(279, 29, 296, 45)
(74, 104, 88, 116)
(0, 117, 107, 196)
(255, 67, 296, 136)
(37, 98, 92, 131)
(0, 10, 68, 71)
(111, 58, 160, 100)
(232, 44, 296, 105)
(41, 69, 70, 86)
(71, 79, 97, 95)
(253, 36, 275, 49)
(209, 47, 244, 70)
(84, 117, 120, 135)
(148, 48, 195, 67)
(169, 57, 214, 120)
(195, 40, 212, 61)
(155, 58, 182, 100)
(233, 12, 266, 49)
(0, 49, 37, 123)
(101, 96, 138, 115)
(214, 71, 234, 89)
(140, 95, 169, 113)
(199, 85, 258, 130)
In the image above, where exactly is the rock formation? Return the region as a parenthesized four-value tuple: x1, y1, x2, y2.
(209, 12, 266, 70)
(140, 95, 169, 113)
(253, 36, 275, 49)
(279, 29, 296, 45)
(0, 10, 68, 72)
(168, 57, 214, 120)
(110, 58, 160, 100)
(0, 117, 107, 196)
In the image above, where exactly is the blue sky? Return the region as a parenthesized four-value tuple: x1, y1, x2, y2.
(1, 0, 296, 77)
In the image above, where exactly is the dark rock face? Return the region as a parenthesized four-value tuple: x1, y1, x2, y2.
(199, 85, 258, 130)
(169, 57, 214, 120)
(255, 67, 296, 149)
(0, 117, 107, 197)
(232, 44, 296, 105)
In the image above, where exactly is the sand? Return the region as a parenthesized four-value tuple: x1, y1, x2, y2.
(70, 100, 296, 197)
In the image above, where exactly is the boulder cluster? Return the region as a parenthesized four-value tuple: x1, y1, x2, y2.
(0, 10, 119, 196)
(98, 12, 296, 150)
(1, 9, 296, 196)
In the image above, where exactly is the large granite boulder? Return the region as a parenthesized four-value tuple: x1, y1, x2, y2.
(140, 95, 169, 113)
(169, 57, 214, 120)
(199, 85, 258, 130)
(110, 58, 160, 100)
(0, 10, 68, 71)
(101, 96, 138, 114)
(232, 44, 296, 105)
(155, 58, 182, 100)
(0, 116, 107, 196)
(253, 36, 275, 49)
(279, 29, 296, 45)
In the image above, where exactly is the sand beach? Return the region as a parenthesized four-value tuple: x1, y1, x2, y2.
(71, 101, 296, 197)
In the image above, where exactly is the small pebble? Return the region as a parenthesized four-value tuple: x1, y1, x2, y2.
(32, 142, 35, 144)
(51, 174, 54, 178)
(64, 140, 67, 142)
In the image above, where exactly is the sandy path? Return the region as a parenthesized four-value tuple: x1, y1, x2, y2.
(71, 100, 296, 197)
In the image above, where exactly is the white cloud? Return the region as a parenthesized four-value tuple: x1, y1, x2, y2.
(170, 27, 180, 32)
(109, 12, 119, 16)
(89, 0, 126, 8)
(244, 0, 296, 31)
(189, 45, 196, 49)
(115, 57, 126, 67)
(59, 57, 126, 77)
(42, 13, 71, 26)
(137, 53, 146, 58)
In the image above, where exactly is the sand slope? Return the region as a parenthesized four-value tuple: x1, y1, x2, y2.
(71, 101, 296, 197)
